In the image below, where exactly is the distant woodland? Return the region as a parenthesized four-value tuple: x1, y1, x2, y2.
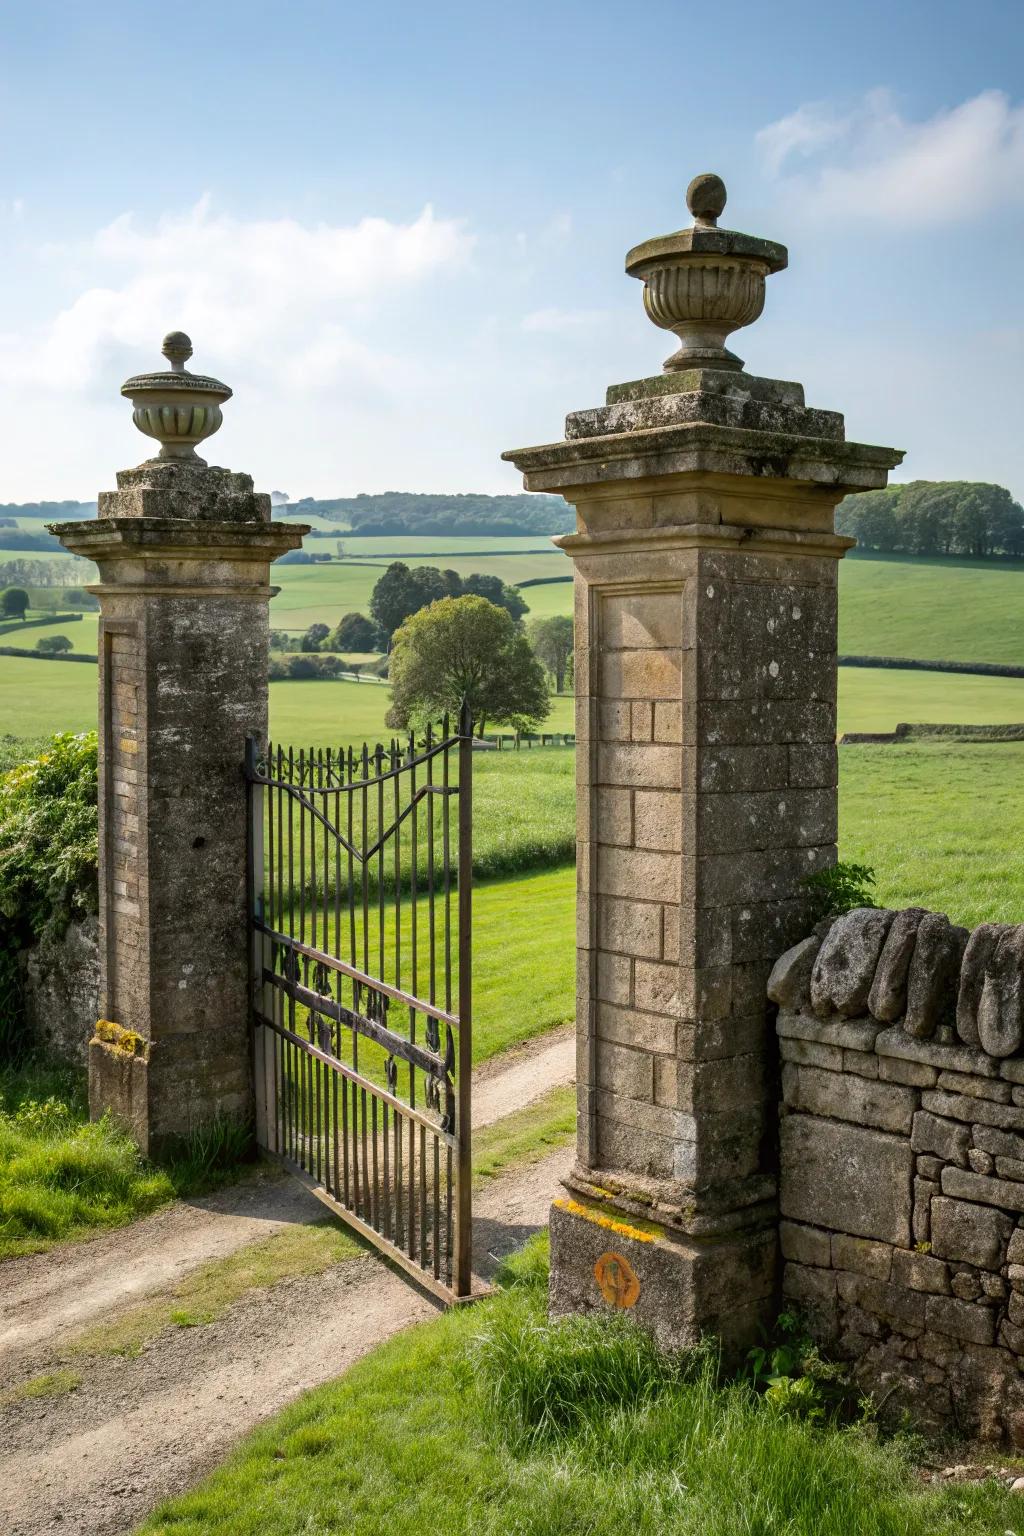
(837, 481, 1024, 562)
(283, 492, 571, 537)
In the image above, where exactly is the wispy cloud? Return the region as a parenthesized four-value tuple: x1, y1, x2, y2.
(757, 88, 1024, 226)
(0, 196, 473, 392)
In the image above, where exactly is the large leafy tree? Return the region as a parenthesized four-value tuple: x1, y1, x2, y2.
(330, 612, 380, 652)
(385, 596, 550, 735)
(527, 615, 574, 693)
(0, 587, 29, 621)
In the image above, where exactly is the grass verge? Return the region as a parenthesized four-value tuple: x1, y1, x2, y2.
(0, 1063, 174, 1261)
(0, 1368, 82, 1408)
(138, 1236, 1024, 1536)
(472, 1084, 575, 1186)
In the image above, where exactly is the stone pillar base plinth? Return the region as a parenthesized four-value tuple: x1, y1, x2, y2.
(549, 1192, 776, 1362)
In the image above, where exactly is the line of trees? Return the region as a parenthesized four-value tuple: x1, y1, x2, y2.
(837, 481, 1024, 561)
(282, 491, 570, 537)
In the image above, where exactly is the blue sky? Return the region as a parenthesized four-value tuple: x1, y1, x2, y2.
(1, 0, 1022, 501)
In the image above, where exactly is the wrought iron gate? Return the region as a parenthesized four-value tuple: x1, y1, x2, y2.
(245, 705, 473, 1301)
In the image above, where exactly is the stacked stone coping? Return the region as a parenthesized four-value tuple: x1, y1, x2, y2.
(769, 907, 1024, 1443)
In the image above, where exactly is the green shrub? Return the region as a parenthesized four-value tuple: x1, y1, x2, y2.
(0, 731, 98, 1056)
(803, 860, 877, 923)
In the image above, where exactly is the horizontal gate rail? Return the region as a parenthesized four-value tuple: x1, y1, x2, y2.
(246, 706, 473, 1302)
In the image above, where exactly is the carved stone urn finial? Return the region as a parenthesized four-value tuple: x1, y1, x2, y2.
(121, 334, 233, 465)
(625, 175, 788, 373)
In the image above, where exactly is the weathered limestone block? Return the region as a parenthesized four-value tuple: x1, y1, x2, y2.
(904, 914, 969, 1039)
(868, 907, 927, 1023)
(941, 1166, 1024, 1215)
(766, 934, 821, 1013)
(875, 1026, 997, 1078)
(831, 1233, 893, 1279)
(929, 1196, 1012, 1269)
(810, 908, 894, 1019)
(957, 923, 1010, 1046)
(782, 1062, 915, 1135)
(976, 926, 1024, 1058)
(778, 1010, 881, 1052)
(925, 1295, 995, 1347)
(780, 1219, 831, 1267)
(923, 1089, 1024, 1130)
(910, 1110, 970, 1166)
(780, 1114, 912, 1245)
(891, 1249, 949, 1294)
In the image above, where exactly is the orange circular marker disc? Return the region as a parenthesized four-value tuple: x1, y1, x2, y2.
(594, 1250, 641, 1309)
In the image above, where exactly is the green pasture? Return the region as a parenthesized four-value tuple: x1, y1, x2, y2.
(838, 666, 1024, 733)
(839, 551, 1024, 665)
(11, 542, 1024, 668)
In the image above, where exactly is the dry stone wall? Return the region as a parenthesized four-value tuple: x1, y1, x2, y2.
(770, 908, 1024, 1443)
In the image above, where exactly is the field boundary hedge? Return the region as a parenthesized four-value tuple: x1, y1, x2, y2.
(841, 721, 1024, 745)
(839, 653, 1024, 679)
(0, 646, 96, 663)
(516, 575, 573, 590)
(0, 612, 83, 638)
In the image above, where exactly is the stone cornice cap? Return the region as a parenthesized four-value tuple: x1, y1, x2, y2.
(625, 174, 787, 373)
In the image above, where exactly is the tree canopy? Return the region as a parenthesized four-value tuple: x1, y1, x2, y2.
(330, 612, 381, 652)
(0, 588, 29, 621)
(385, 596, 550, 734)
(370, 562, 526, 642)
(837, 481, 1024, 561)
(527, 615, 574, 693)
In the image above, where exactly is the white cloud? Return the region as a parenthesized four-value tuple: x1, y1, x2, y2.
(0, 196, 473, 392)
(757, 88, 1024, 226)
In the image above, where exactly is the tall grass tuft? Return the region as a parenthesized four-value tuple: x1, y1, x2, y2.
(0, 1063, 172, 1258)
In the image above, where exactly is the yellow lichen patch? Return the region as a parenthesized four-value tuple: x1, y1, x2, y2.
(93, 1019, 146, 1057)
(554, 1196, 663, 1244)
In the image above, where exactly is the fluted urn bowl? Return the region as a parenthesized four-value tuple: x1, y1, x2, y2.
(626, 175, 788, 372)
(121, 331, 232, 463)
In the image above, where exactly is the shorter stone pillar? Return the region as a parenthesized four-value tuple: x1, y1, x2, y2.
(504, 176, 902, 1357)
(52, 334, 303, 1155)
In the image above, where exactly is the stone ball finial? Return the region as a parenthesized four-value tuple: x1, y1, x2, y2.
(686, 173, 727, 228)
(161, 331, 194, 373)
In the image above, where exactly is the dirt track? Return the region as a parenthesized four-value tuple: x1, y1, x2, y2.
(0, 1030, 574, 1536)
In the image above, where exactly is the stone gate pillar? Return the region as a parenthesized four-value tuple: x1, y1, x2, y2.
(51, 333, 303, 1156)
(504, 176, 902, 1355)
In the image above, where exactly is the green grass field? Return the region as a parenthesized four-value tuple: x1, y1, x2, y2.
(13, 539, 1024, 665)
(10, 637, 1024, 743)
(139, 1238, 1023, 1536)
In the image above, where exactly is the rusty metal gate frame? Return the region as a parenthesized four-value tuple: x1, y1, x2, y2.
(245, 705, 473, 1302)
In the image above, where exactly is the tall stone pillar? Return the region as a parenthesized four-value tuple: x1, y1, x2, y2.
(504, 176, 902, 1354)
(52, 334, 303, 1156)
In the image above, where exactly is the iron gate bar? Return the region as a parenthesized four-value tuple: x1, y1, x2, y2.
(246, 705, 474, 1302)
(259, 954, 448, 1079)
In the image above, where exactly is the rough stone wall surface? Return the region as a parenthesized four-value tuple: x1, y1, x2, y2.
(587, 545, 839, 1209)
(22, 916, 99, 1067)
(53, 462, 303, 1153)
(772, 907, 1024, 1443)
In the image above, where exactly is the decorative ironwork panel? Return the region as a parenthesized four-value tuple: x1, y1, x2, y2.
(245, 704, 473, 1301)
